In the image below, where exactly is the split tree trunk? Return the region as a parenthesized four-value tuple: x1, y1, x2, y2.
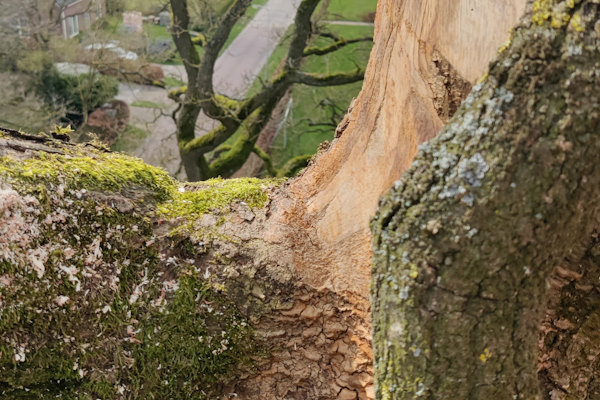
(2, 0, 599, 399)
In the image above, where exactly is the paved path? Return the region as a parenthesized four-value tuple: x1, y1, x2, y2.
(116, 0, 302, 179)
(214, 0, 302, 98)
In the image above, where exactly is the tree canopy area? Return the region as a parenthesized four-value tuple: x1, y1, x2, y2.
(0, 0, 375, 181)
(1, 0, 599, 399)
(169, 0, 370, 181)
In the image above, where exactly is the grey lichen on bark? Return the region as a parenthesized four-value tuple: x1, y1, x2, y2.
(371, 0, 600, 398)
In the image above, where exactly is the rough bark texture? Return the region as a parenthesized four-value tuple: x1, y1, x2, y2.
(0, 130, 372, 399)
(540, 233, 600, 400)
(372, 1, 600, 398)
(6, 0, 598, 399)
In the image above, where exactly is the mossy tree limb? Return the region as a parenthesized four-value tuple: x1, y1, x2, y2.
(371, 1, 600, 398)
(303, 36, 374, 57)
(0, 129, 374, 399)
(0, 129, 278, 399)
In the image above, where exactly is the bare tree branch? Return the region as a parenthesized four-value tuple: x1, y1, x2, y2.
(303, 36, 373, 57)
(292, 69, 365, 86)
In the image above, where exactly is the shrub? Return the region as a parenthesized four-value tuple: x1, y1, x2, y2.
(34, 65, 119, 117)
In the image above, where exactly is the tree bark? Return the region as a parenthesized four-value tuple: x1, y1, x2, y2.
(0, 129, 373, 399)
(371, 0, 600, 398)
(5, 0, 598, 399)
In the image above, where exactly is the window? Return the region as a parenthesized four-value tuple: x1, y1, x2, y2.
(13, 18, 30, 38)
(66, 15, 79, 38)
(83, 12, 91, 29)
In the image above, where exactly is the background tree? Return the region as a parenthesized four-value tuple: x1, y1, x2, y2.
(169, 0, 370, 180)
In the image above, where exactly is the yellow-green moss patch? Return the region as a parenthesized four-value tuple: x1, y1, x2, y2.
(158, 177, 284, 219)
(0, 151, 176, 201)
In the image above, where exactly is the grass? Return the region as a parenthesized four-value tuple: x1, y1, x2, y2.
(143, 23, 172, 40)
(256, 23, 374, 169)
(164, 76, 185, 87)
(323, 0, 378, 21)
(111, 124, 151, 153)
(131, 100, 167, 108)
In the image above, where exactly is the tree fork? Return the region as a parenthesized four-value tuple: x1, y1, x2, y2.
(8, 0, 593, 398)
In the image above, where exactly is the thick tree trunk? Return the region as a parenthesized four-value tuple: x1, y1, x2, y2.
(372, 0, 600, 398)
(278, 0, 527, 298)
(5, 0, 598, 399)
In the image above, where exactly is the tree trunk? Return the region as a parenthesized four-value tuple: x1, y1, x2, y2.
(371, 0, 600, 398)
(4, 0, 599, 399)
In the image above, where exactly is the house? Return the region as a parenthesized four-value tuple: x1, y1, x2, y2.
(55, 0, 106, 38)
(3, 0, 106, 41)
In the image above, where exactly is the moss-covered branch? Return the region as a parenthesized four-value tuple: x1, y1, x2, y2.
(278, 154, 312, 178)
(252, 145, 277, 176)
(0, 128, 290, 399)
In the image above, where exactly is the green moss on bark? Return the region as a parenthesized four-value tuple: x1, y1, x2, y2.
(0, 139, 280, 398)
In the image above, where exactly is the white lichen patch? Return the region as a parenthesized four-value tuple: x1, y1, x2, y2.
(0, 187, 49, 278)
(458, 153, 489, 187)
(55, 295, 70, 306)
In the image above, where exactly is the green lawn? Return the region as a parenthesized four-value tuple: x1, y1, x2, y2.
(131, 100, 167, 108)
(163, 76, 185, 87)
(261, 23, 374, 169)
(324, 0, 378, 21)
(111, 125, 151, 153)
(143, 23, 172, 40)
